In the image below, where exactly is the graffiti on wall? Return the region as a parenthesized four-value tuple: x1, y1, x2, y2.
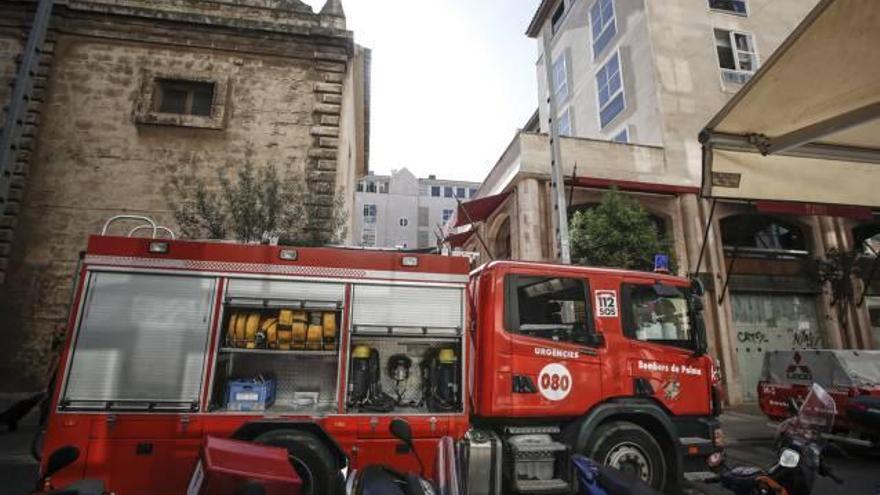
(737, 331, 768, 344)
(790, 329, 822, 349)
(736, 327, 821, 349)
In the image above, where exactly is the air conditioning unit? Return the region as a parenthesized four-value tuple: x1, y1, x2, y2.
(721, 69, 752, 86)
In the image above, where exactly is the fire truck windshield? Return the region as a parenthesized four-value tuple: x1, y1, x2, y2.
(625, 284, 693, 346)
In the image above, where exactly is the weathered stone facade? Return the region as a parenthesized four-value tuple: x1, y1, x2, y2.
(0, 0, 370, 391)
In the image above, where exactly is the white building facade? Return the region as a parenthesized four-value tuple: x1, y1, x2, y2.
(354, 168, 480, 249)
(532, 0, 818, 184)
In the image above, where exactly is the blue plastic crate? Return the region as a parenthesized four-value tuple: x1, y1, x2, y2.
(225, 377, 276, 411)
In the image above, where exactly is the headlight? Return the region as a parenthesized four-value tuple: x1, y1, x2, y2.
(779, 448, 800, 468)
(707, 452, 724, 468)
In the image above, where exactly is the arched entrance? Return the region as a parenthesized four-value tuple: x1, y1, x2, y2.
(568, 201, 678, 271)
(490, 215, 511, 260)
(852, 222, 880, 348)
(720, 214, 820, 400)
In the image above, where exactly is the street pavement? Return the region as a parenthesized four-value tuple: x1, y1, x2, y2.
(2, 398, 878, 495)
(0, 396, 39, 495)
(689, 404, 880, 495)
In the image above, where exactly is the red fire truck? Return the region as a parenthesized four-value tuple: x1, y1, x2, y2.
(39, 229, 722, 494)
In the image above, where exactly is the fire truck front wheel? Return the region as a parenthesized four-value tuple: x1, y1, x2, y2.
(253, 429, 345, 495)
(585, 421, 667, 491)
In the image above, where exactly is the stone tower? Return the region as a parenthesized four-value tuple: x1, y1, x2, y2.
(0, 0, 370, 389)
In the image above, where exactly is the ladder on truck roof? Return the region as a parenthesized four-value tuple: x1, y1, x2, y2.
(101, 215, 176, 239)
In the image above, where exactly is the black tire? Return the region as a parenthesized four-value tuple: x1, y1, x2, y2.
(585, 421, 667, 491)
(253, 429, 344, 495)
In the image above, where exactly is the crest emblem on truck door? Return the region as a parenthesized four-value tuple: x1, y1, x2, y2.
(662, 378, 681, 401)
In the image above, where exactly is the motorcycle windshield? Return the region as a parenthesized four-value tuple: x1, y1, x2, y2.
(796, 383, 837, 434)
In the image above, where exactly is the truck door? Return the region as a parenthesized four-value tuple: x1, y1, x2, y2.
(620, 280, 711, 415)
(502, 274, 603, 417)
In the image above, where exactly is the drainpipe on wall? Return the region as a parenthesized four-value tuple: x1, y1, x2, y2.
(704, 200, 743, 404)
(540, 25, 571, 265)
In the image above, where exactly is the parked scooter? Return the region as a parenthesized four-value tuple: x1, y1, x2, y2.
(345, 418, 459, 495)
(30, 445, 105, 495)
(708, 383, 843, 495)
(573, 455, 661, 495)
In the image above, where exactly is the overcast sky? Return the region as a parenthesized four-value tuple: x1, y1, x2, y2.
(302, 0, 541, 182)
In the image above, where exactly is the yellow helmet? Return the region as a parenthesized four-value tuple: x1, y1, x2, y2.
(438, 348, 457, 364)
(352, 345, 372, 359)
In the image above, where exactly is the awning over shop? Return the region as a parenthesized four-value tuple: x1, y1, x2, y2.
(755, 200, 873, 221)
(451, 191, 512, 228)
(443, 228, 474, 248)
(700, 0, 880, 209)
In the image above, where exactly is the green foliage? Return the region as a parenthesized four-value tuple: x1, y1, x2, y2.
(167, 160, 347, 246)
(569, 189, 676, 272)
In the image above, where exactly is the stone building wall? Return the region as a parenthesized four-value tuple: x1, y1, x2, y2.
(0, 0, 368, 391)
(0, 34, 23, 128)
(0, 32, 24, 265)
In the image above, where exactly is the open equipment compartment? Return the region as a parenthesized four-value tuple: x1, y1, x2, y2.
(345, 283, 464, 414)
(209, 278, 345, 413)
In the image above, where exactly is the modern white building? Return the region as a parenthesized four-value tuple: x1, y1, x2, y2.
(354, 168, 480, 249)
(531, 0, 820, 186)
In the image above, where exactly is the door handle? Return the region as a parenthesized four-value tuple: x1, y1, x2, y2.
(579, 347, 599, 357)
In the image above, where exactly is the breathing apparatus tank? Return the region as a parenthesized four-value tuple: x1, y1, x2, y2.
(349, 345, 373, 405)
(422, 347, 460, 412)
(435, 348, 459, 406)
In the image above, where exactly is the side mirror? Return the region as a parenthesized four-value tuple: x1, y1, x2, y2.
(691, 303, 709, 357)
(44, 445, 79, 478)
(690, 277, 705, 297)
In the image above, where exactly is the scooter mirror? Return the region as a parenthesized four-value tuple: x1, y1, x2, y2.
(44, 445, 79, 478)
(390, 418, 425, 477)
(390, 418, 414, 446)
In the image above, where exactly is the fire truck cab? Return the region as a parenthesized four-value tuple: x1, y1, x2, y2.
(40, 233, 722, 494)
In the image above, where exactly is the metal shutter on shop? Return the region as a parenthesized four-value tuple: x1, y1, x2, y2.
(63, 272, 216, 406)
(351, 284, 463, 334)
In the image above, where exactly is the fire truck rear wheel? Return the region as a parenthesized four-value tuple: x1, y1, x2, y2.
(585, 421, 667, 491)
(253, 430, 344, 495)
